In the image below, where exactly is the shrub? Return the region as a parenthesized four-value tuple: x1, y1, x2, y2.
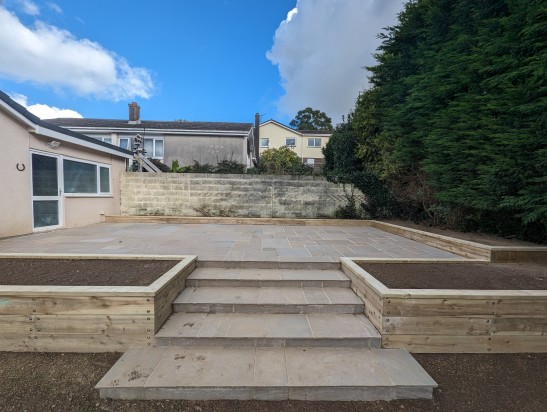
(215, 160, 246, 174)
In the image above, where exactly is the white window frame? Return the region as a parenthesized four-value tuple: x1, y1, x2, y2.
(260, 138, 269, 148)
(306, 158, 315, 165)
(92, 135, 112, 144)
(63, 156, 112, 197)
(119, 137, 131, 150)
(29, 150, 64, 232)
(144, 137, 164, 160)
(308, 138, 322, 148)
(285, 138, 296, 147)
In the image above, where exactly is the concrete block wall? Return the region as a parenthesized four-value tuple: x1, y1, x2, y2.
(120, 173, 360, 218)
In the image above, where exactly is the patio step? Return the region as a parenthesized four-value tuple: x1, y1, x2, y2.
(185, 268, 351, 288)
(98, 266, 437, 402)
(172, 286, 364, 314)
(155, 313, 381, 348)
(96, 346, 437, 401)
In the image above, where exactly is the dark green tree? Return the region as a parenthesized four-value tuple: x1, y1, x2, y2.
(326, 0, 546, 241)
(323, 122, 395, 218)
(290, 107, 334, 131)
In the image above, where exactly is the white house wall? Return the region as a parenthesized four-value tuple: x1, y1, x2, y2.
(1, 109, 33, 237)
(0, 110, 127, 238)
(259, 122, 330, 162)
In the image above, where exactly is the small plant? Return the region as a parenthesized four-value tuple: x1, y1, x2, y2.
(171, 160, 183, 173)
(334, 184, 367, 219)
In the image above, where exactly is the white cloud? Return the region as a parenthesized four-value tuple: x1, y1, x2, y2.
(8, 92, 82, 119)
(267, 0, 406, 123)
(46, 2, 62, 14)
(286, 7, 298, 22)
(19, 0, 39, 16)
(27, 103, 82, 119)
(0, 7, 154, 101)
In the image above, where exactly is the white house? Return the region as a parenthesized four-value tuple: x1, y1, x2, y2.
(0, 91, 132, 238)
(259, 119, 331, 166)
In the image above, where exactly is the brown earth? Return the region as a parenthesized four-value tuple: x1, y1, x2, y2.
(359, 262, 547, 290)
(0, 259, 178, 286)
(0, 351, 545, 412)
(381, 219, 542, 246)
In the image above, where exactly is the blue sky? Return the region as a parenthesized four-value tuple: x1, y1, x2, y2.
(0, 0, 405, 124)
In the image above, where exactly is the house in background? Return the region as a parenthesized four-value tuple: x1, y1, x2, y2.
(47, 103, 257, 168)
(0, 91, 132, 238)
(258, 119, 332, 166)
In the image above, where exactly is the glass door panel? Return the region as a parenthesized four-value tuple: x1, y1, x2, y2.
(31, 153, 61, 229)
(33, 200, 59, 228)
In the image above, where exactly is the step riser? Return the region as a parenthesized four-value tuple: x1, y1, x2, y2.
(155, 337, 381, 348)
(173, 303, 363, 314)
(100, 386, 433, 401)
(185, 279, 351, 288)
(196, 261, 341, 270)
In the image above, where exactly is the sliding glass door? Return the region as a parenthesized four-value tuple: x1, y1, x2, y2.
(31, 152, 62, 230)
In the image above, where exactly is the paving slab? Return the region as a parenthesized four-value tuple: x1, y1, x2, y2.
(0, 222, 462, 262)
(155, 313, 380, 347)
(96, 346, 437, 401)
(173, 286, 364, 314)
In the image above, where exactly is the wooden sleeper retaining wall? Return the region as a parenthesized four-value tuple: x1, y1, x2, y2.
(341, 258, 547, 353)
(0, 254, 196, 352)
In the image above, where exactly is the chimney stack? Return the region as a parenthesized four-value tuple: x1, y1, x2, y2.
(254, 113, 260, 166)
(128, 102, 140, 124)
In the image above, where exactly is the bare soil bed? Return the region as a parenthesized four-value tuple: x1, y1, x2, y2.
(0, 352, 545, 412)
(0, 259, 178, 286)
(359, 262, 547, 290)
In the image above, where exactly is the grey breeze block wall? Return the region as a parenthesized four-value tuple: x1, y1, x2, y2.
(120, 173, 361, 218)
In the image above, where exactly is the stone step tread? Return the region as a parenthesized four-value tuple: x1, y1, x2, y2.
(188, 268, 349, 281)
(173, 286, 363, 306)
(156, 313, 380, 343)
(96, 346, 437, 401)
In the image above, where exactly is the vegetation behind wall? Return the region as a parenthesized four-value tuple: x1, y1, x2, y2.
(323, 0, 546, 243)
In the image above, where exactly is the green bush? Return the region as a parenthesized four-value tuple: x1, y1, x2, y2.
(215, 160, 246, 174)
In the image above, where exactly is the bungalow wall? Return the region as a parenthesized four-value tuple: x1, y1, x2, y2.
(0, 110, 126, 238)
(164, 135, 247, 168)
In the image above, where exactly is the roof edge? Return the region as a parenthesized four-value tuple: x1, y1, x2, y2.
(0, 91, 132, 158)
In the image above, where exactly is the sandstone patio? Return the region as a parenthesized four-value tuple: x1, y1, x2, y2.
(0, 222, 461, 261)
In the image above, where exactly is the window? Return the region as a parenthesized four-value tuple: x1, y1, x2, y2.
(306, 158, 315, 165)
(260, 138, 269, 148)
(92, 135, 112, 144)
(285, 138, 296, 147)
(144, 138, 164, 159)
(119, 138, 131, 150)
(308, 138, 321, 147)
(63, 159, 111, 195)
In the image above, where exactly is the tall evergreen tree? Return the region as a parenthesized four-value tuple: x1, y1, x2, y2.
(325, 0, 546, 241)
